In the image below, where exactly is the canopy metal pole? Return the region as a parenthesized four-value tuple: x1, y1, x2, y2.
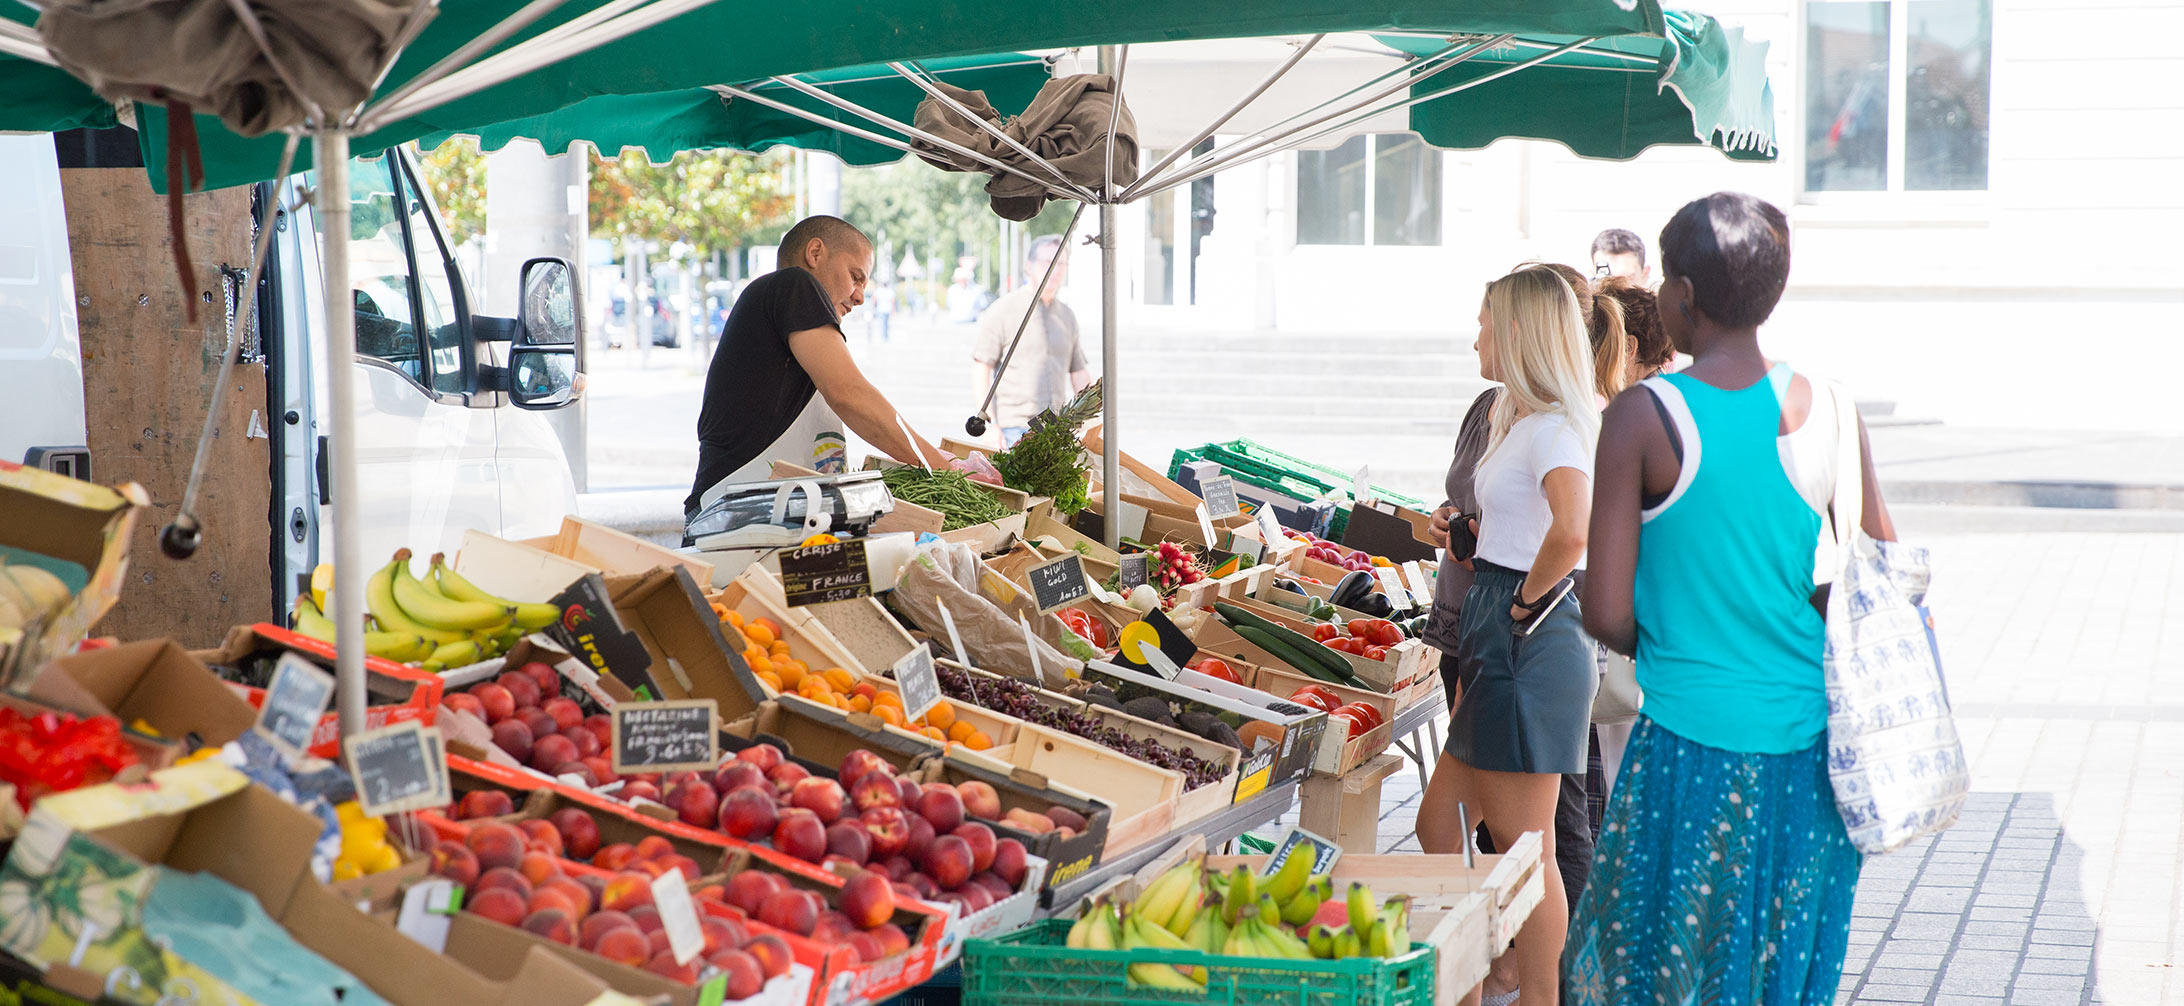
(316, 131, 368, 740)
(760, 73, 1087, 203)
(1132, 33, 1324, 191)
(1097, 45, 1120, 550)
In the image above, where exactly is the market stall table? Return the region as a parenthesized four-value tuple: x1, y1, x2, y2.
(1390, 680, 1447, 791)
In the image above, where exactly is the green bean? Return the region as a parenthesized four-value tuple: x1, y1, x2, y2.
(881, 467, 1011, 530)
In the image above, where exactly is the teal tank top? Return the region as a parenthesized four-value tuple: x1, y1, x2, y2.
(1633, 368, 1827, 754)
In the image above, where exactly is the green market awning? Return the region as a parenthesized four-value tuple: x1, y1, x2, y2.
(4, 0, 1770, 192)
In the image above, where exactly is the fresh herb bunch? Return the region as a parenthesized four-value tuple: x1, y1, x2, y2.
(993, 379, 1102, 514)
(881, 466, 1010, 530)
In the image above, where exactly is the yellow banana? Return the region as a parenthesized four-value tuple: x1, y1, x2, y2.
(1222, 865, 1255, 924)
(1333, 928, 1361, 959)
(1258, 921, 1314, 960)
(296, 596, 431, 660)
(310, 563, 334, 610)
(1184, 904, 1220, 953)
(292, 595, 339, 642)
(1165, 872, 1205, 937)
(1346, 882, 1376, 934)
(424, 639, 482, 668)
(1126, 914, 1196, 952)
(1126, 962, 1205, 991)
(389, 548, 511, 630)
(435, 556, 562, 631)
(1067, 902, 1101, 949)
(1132, 861, 1197, 929)
(1263, 849, 1313, 906)
(1222, 916, 1259, 957)
(1256, 894, 1280, 927)
(1279, 884, 1324, 927)
(1380, 896, 1412, 954)
(367, 556, 468, 645)
(1306, 925, 1338, 959)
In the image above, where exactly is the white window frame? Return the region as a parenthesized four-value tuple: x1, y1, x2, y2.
(1294, 134, 1444, 248)
(1795, 0, 1993, 216)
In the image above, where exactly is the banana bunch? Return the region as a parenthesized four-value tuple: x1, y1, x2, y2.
(294, 549, 560, 672)
(0, 559, 72, 633)
(1302, 883, 1411, 961)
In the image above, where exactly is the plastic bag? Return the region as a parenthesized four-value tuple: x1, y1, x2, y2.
(948, 451, 1005, 486)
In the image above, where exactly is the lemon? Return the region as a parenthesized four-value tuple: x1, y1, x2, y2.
(362, 844, 403, 875)
(332, 859, 366, 882)
(335, 800, 368, 825)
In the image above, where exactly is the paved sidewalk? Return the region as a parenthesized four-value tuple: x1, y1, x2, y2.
(1307, 527, 2184, 1005)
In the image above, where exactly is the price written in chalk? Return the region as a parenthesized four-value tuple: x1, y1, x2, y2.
(1028, 553, 1091, 613)
(780, 539, 873, 607)
(256, 653, 333, 766)
(893, 643, 941, 723)
(1117, 552, 1150, 591)
(610, 699, 719, 774)
(1200, 475, 1242, 519)
(345, 721, 448, 817)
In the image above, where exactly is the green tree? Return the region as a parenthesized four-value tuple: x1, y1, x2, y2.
(416, 138, 488, 247)
(588, 148, 793, 262)
(840, 161, 1075, 289)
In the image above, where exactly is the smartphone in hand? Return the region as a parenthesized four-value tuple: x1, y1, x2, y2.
(1514, 577, 1575, 636)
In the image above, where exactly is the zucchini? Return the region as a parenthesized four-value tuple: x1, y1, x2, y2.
(1215, 602, 1363, 686)
(1234, 626, 1350, 686)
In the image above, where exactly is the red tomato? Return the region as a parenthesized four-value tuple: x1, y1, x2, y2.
(1326, 710, 1366, 739)
(1322, 637, 1358, 655)
(1310, 623, 1340, 643)
(1346, 619, 1373, 640)
(1366, 620, 1404, 647)
(1337, 702, 1384, 730)
(1287, 688, 1339, 713)
(1194, 657, 1242, 684)
(1363, 644, 1389, 661)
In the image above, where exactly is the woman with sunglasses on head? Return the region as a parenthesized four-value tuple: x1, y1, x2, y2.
(1567, 192, 1896, 1005)
(1415, 265, 1600, 1006)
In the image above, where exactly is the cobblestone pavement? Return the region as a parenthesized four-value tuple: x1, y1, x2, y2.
(1328, 527, 2184, 1005)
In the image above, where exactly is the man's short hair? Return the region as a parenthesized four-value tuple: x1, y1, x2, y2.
(778, 215, 869, 267)
(1659, 192, 1790, 330)
(1590, 228, 1647, 268)
(1025, 234, 1066, 272)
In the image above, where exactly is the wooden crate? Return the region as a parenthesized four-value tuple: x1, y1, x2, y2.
(861, 674, 1022, 752)
(1205, 835, 1546, 1006)
(982, 722, 1184, 849)
(708, 576, 869, 694)
(525, 515, 715, 584)
(727, 566, 912, 675)
(1250, 663, 1398, 776)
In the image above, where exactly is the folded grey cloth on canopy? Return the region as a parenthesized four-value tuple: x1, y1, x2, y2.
(38, 0, 426, 137)
(912, 73, 1138, 219)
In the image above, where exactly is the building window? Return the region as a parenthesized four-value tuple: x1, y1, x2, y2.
(1298, 134, 1441, 245)
(1804, 0, 1992, 194)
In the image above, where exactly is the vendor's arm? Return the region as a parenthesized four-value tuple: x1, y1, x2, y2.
(792, 327, 952, 468)
(1583, 390, 1651, 655)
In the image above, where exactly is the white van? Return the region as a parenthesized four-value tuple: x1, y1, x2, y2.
(0, 133, 582, 614)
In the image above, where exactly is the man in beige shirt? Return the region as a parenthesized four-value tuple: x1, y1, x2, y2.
(972, 235, 1091, 446)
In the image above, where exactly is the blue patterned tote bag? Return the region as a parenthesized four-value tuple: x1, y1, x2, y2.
(1820, 382, 1968, 855)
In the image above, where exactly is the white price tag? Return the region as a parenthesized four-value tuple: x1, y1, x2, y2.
(1376, 566, 1413, 608)
(1353, 466, 1372, 505)
(1195, 503, 1217, 548)
(653, 871, 705, 965)
(1401, 560, 1435, 605)
(1018, 612, 1057, 686)
(1258, 509, 1286, 548)
(936, 599, 967, 664)
(1117, 502, 1150, 543)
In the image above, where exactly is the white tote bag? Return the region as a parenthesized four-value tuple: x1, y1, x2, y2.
(1820, 382, 1968, 855)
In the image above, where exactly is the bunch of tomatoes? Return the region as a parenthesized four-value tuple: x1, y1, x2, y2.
(1308, 618, 1406, 662)
(1284, 684, 1386, 739)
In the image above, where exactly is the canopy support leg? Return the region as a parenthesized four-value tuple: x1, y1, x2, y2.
(1098, 45, 1120, 550)
(314, 131, 368, 741)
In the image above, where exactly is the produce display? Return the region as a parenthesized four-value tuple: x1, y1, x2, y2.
(332, 801, 409, 880)
(1212, 602, 1367, 689)
(720, 611, 992, 749)
(934, 664, 1228, 788)
(292, 549, 559, 669)
(880, 467, 1011, 530)
(1065, 853, 1412, 988)
(1284, 685, 1385, 740)
(445, 660, 626, 788)
(991, 381, 1102, 515)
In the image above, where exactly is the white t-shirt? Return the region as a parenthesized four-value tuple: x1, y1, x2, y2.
(1473, 412, 1593, 571)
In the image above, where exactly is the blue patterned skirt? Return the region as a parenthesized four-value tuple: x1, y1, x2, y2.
(1565, 717, 1861, 1006)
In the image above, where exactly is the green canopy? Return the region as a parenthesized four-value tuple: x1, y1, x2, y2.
(1392, 10, 1776, 160)
(4, 0, 1769, 192)
(421, 54, 1052, 166)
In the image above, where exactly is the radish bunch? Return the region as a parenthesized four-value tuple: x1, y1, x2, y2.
(1151, 541, 1207, 593)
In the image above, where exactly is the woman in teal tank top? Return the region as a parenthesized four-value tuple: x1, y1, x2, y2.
(1566, 193, 1899, 1005)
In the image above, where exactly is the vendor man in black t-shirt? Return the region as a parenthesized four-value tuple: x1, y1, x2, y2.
(685, 215, 952, 522)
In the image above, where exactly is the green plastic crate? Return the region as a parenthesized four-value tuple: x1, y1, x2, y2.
(1169, 440, 1426, 542)
(963, 919, 1434, 1006)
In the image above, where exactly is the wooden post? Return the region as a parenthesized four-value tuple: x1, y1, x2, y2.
(1297, 751, 1407, 853)
(60, 169, 272, 645)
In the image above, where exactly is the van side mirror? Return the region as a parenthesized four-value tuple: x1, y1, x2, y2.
(508, 257, 583, 409)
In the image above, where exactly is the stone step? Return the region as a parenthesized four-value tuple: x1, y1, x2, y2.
(1106, 348, 1477, 379)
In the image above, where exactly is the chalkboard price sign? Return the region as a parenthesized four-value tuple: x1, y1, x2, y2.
(611, 699, 720, 774)
(345, 721, 449, 817)
(780, 540, 873, 607)
(1028, 553, 1091, 613)
(893, 643, 940, 723)
(1263, 825, 1343, 880)
(1117, 552, 1150, 591)
(1201, 475, 1242, 519)
(257, 653, 334, 766)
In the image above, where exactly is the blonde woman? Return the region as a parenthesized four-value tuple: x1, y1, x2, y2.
(1416, 266, 1599, 1006)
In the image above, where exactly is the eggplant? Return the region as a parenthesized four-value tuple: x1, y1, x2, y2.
(1329, 570, 1376, 609)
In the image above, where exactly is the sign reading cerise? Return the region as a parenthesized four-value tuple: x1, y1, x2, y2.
(610, 699, 719, 774)
(779, 539, 873, 607)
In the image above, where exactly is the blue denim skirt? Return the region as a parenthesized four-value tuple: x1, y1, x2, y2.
(1444, 560, 1596, 775)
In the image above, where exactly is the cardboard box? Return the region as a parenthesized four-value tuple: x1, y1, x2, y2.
(1079, 662, 1327, 796)
(35, 639, 259, 753)
(426, 761, 742, 874)
(606, 567, 769, 718)
(443, 908, 808, 1006)
(1340, 501, 1441, 565)
(919, 755, 1108, 895)
(0, 465, 146, 686)
(526, 514, 716, 586)
(725, 695, 945, 783)
(0, 760, 605, 1006)
(190, 623, 444, 759)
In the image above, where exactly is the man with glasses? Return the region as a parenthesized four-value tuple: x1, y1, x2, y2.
(1590, 228, 1651, 285)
